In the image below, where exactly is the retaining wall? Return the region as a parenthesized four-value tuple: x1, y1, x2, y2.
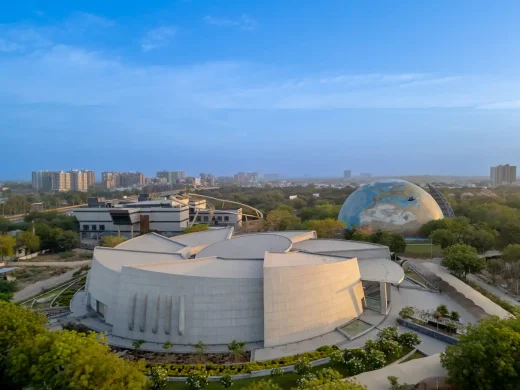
(397, 318, 458, 345)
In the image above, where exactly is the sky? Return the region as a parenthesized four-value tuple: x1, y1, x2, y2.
(1, 0, 520, 180)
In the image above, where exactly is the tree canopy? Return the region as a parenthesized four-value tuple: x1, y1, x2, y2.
(303, 219, 345, 238)
(441, 317, 520, 390)
(100, 235, 128, 248)
(442, 244, 485, 278)
(0, 301, 147, 389)
(16, 230, 40, 254)
(0, 234, 16, 260)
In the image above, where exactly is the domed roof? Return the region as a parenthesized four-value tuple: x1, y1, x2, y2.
(338, 179, 444, 236)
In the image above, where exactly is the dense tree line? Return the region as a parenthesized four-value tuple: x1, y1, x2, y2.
(0, 301, 147, 389)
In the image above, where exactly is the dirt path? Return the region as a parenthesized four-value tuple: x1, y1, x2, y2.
(14, 267, 82, 303)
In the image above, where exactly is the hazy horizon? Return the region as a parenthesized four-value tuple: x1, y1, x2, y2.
(1, 1, 520, 179)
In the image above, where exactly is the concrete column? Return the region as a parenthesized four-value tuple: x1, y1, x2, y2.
(379, 282, 388, 315)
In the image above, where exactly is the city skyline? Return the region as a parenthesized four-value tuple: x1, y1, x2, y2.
(1, 1, 520, 179)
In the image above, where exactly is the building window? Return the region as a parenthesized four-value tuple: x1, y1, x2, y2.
(224, 216, 229, 222)
(99, 225, 105, 231)
(92, 225, 97, 231)
(196, 216, 201, 222)
(203, 216, 209, 222)
(83, 225, 89, 231)
(217, 216, 222, 221)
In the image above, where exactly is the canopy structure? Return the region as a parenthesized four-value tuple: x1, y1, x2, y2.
(421, 262, 513, 319)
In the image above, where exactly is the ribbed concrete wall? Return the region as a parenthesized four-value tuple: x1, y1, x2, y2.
(110, 267, 264, 344)
(87, 258, 121, 324)
(263, 258, 365, 347)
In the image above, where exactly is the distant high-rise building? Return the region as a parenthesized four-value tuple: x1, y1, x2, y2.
(86, 170, 95, 188)
(69, 170, 89, 192)
(157, 171, 185, 184)
(32, 170, 46, 190)
(32, 170, 70, 191)
(50, 171, 71, 192)
(490, 164, 517, 186)
(102, 171, 118, 189)
(343, 170, 352, 180)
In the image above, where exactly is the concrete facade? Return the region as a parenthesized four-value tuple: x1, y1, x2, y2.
(263, 253, 364, 347)
(85, 231, 403, 347)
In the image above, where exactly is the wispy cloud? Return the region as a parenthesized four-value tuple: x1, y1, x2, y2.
(68, 12, 115, 28)
(141, 26, 177, 52)
(477, 100, 520, 110)
(203, 15, 258, 31)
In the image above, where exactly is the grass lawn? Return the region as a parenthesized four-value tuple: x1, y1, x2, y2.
(400, 350, 427, 363)
(401, 244, 443, 258)
(166, 348, 413, 389)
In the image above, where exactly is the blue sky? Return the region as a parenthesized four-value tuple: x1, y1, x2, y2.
(1, 1, 520, 180)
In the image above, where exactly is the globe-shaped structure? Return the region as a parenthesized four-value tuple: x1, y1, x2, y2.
(338, 179, 444, 236)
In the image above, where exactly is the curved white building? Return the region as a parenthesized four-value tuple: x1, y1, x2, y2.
(85, 229, 403, 347)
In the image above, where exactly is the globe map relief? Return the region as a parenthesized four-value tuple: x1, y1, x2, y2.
(338, 179, 444, 236)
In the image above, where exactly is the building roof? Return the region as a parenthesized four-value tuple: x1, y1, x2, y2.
(420, 262, 513, 319)
(93, 246, 185, 272)
(0, 267, 16, 274)
(257, 230, 317, 243)
(292, 239, 388, 252)
(196, 234, 292, 259)
(264, 251, 351, 267)
(132, 257, 263, 279)
(170, 227, 234, 247)
(116, 233, 186, 253)
(357, 258, 405, 284)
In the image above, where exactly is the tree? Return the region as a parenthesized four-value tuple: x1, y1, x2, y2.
(390, 233, 407, 253)
(162, 340, 172, 351)
(16, 231, 40, 254)
(263, 209, 301, 231)
(450, 311, 460, 321)
(303, 219, 345, 238)
(430, 229, 457, 249)
(502, 244, 520, 263)
(0, 218, 13, 233)
(441, 317, 520, 390)
(487, 258, 505, 282)
(436, 304, 449, 317)
(463, 228, 496, 254)
(227, 339, 247, 362)
(100, 235, 127, 248)
(443, 244, 485, 279)
(182, 224, 209, 234)
(132, 339, 145, 351)
(0, 279, 16, 302)
(194, 340, 207, 362)
(6, 331, 147, 390)
(0, 234, 16, 260)
(56, 230, 79, 251)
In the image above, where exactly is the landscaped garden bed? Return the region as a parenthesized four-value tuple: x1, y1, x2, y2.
(145, 326, 421, 389)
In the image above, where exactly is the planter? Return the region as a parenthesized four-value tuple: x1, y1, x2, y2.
(397, 318, 458, 345)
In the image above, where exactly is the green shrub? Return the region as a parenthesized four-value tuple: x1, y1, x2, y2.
(398, 332, 421, 349)
(398, 306, 415, 319)
(220, 374, 233, 388)
(436, 304, 449, 317)
(377, 326, 399, 341)
(270, 367, 284, 377)
(186, 370, 209, 389)
(450, 311, 460, 321)
(79, 252, 92, 259)
(150, 366, 168, 390)
(293, 358, 312, 376)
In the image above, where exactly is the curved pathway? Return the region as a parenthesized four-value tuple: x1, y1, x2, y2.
(466, 274, 520, 307)
(14, 267, 83, 302)
(11, 260, 91, 268)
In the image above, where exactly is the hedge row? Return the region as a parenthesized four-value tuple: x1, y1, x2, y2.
(144, 347, 337, 377)
(465, 280, 520, 316)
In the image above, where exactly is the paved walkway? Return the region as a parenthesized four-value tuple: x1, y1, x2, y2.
(14, 267, 82, 302)
(12, 260, 91, 268)
(466, 274, 520, 307)
(354, 353, 446, 389)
